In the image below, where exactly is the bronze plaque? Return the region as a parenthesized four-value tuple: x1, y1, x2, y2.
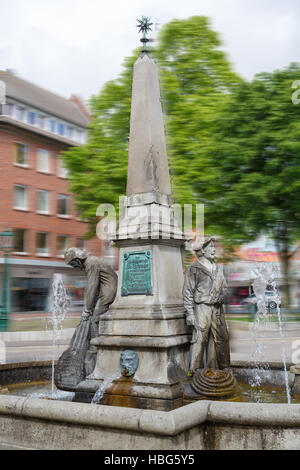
(121, 250, 153, 296)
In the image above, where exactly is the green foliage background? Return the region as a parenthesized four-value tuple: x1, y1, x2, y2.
(63, 16, 300, 302)
(63, 16, 241, 235)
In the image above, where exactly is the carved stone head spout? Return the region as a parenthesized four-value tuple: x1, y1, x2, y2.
(120, 350, 139, 377)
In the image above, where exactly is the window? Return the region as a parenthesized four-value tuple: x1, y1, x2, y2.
(15, 142, 28, 166)
(56, 235, 69, 256)
(58, 123, 65, 136)
(37, 114, 46, 129)
(57, 158, 69, 178)
(27, 111, 36, 125)
(16, 106, 25, 121)
(49, 119, 56, 133)
(37, 190, 50, 214)
(66, 126, 74, 139)
(57, 194, 70, 216)
(14, 185, 28, 210)
(37, 149, 50, 173)
(77, 130, 82, 143)
(3, 103, 14, 116)
(36, 232, 49, 255)
(13, 229, 27, 253)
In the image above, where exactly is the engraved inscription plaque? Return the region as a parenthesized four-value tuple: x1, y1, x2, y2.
(121, 250, 153, 296)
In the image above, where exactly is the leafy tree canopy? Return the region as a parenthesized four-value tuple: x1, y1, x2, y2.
(198, 63, 300, 250)
(62, 16, 241, 236)
(197, 63, 300, 302)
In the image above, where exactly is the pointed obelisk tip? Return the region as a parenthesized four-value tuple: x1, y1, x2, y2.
(126, 20, 172, 197)
(136, 16, 153, 53)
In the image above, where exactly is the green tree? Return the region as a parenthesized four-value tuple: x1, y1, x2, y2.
(62, 16, 241, 235)
(197, 63, 300, 305)
(155, 16, 241, 204)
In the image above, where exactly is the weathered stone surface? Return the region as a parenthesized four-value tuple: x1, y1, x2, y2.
(0, 361, 52, 386)
(290, 364, 300, 374)
(54, 320, 91, 391)
(183, 237, 230, 372)
(55, 249, 118, 391)
(0, 395, 299, 449)
(79, 240, 190, 409)
(126, 53, 171, 197)
(191, 368, 237, 397)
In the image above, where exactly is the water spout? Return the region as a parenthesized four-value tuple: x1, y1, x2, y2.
(250, 263, 291, 404)
(48, 274, 70, 398)
(91, 370, 121, 404)
(270, 265, 291, 404)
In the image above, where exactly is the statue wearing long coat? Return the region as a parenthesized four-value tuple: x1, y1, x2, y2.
(183, 259, 230, 372)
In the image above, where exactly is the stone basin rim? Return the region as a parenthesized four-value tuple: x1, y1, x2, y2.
(1, 394, 300, 437)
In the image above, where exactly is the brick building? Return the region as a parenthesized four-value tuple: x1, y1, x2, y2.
(0, 70, 106, 312)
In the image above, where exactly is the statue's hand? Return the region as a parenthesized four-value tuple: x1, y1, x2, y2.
(186, 314, 196, 327)
(82, 309, 91, 321)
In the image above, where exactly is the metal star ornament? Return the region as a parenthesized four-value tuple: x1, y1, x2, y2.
(136, 16, 153, 51)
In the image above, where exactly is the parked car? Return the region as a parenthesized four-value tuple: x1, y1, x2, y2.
(241, 290, 281, 313)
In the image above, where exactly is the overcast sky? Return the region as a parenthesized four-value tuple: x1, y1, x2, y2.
(0, 0, 299, 102)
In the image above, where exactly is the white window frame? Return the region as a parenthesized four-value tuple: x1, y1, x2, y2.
(36, 232, 50, 256)
(57, 194, 71, 218)
(37, 148, 51, 174)
(16, 106, 26, 122)
(14, 141, 29, 167)
(13, 185, 28, 211)
(57, 157, 69, 179)
(37, 189, 51, 214)
(27, 110, 37, 126)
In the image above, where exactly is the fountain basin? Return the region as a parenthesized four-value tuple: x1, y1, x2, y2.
(0, 361, 299, 449)
(0, 393, 299, 450)
(0, 361, 53, 387)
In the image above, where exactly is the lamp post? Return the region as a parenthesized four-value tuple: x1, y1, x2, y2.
(0, 229, 15, 332)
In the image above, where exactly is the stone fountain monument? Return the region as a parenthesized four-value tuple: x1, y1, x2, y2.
(0, 19, 299, 451)
(73, 18, 190, 410)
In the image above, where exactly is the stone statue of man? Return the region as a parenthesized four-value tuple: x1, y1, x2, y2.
(55, 248, 118, 391)
(183, 237, 230, 373)
(65, 247, 118, 326)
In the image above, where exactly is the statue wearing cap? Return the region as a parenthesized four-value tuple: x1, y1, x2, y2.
(64, 247, 118, 323)
(183, 237, 230, 373)
(55, 248, 118, 391)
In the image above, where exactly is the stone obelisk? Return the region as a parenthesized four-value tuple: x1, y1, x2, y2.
(75, 22, 190, 410)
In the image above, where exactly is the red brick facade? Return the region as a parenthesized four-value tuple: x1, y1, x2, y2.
(0, 128, 102, 261)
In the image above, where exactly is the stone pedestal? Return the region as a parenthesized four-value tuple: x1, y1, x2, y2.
(290, 364, 300, 395)
(75, 239, 191, 410)
(74, 51, 191, 410)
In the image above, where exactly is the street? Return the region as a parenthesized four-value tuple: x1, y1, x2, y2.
(0, 320, 299, 366)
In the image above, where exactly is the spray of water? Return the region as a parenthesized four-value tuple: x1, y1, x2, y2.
(250, 263, 291, 404)
(47, 273, 70, 398)
(249, 264, 272, 401)
(269, 265, 291, 404)
(91, 370, 121, 404)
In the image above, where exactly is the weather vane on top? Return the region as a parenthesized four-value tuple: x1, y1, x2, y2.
(136, 16, 153, 52)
